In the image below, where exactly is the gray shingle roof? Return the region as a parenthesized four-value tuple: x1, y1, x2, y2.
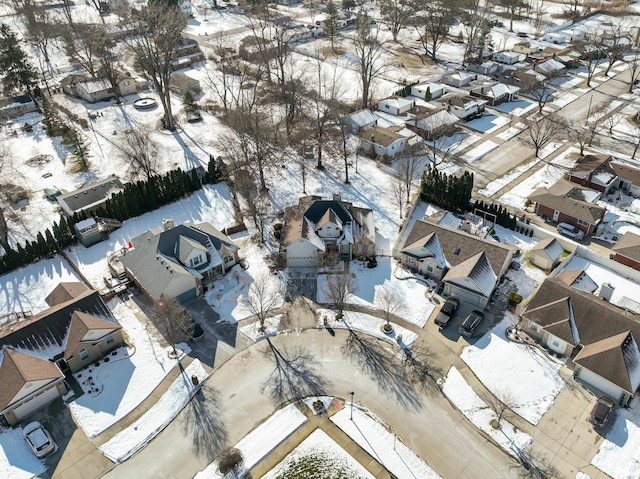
(57, 175, 124, 214)
(528, 179, 605, 224)
(612, 232, 640, 263)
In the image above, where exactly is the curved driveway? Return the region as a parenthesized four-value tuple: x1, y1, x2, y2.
(102, 329, 522, 479)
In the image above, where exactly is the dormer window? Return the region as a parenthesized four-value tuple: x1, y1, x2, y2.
(192, 255, 201, 267)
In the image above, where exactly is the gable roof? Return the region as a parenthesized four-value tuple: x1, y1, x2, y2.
(572, 154, 612, 175)
(0, 288, 113, 358)
(528, 179, 605, 224)
(0, 348, 64, 410)
(64, 311, 122, 360)
(443, 251, 498, 297)
(45, 282, 90, 307)
(57, 175, 125, 214)
(610, 161, 640, 186)
(362, 126, 405, 147)
(612, 232, 640, 262)
(556, 269, 598, 293)
(531, 237, 564, 260)
(399, 219, 514, 277)
(343, 109, 376, 128)
(574, 331, 640, 394)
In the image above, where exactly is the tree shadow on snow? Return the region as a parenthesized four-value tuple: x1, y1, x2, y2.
(342, 329, 422, 412)
(260, 338, 331, 406)
(182, 382, 228, 461)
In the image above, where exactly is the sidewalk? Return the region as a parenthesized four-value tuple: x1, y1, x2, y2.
(247, 402, 394, 479)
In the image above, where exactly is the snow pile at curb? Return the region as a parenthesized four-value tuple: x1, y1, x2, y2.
(99, 360, 208, 463)
(194, 403, 307, 478)
(442, 367, 532, 457)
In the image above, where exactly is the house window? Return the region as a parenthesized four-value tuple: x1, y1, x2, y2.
(552, 339, 560, 348)
(192, 255, 201, 266)
(106, 335, 114, 345)
(80, 349, 89, 361)
(225, 256, 234, 264)
(427, 265, 433, 272)
(577, 219, 588, 226)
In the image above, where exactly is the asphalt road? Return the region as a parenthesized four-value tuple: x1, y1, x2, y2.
(101, 329, 522, 479)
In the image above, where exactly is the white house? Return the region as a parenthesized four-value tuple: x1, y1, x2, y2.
(178, 0, 192, 16)
(470, 82, 520, 106)
(0, 94, 37, 121)
(405, 108, 459, 140)
(280, 195, 375, 268)
(493, 51, 523, 65)
(440, 94, 487, 120)
(377, 96, 415, 116)
(467, 61, 499, 76)
(410, 82, 446, 100)
(342, 109, 377, 133)
(534, 58, 565, 77)
(441, 71, 476, 88)
(359, 126, 407, 158)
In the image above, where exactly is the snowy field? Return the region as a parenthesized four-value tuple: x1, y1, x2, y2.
(0, 256, 81, 316)
(592, 397, 640, 479)
(465, 114, 509, 134)
(331, 406, 442, 479)
(461, 140, 499, 163)
(316, 257, 435, 329)
(460, 316, 565, 425)
(441, 367, 532, 457)
(194, 403, 308, 479)
(261, 429, 375, 479)
(68, 300, 190, 439)
(99, 360, 208, 463)
(0, 426, 46, 479)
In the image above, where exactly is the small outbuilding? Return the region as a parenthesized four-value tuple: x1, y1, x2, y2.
(529, 237, 564, 271)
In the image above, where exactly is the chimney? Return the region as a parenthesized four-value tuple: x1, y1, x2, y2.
(163, 219, 175, 230)
(333, 193, 341, 201)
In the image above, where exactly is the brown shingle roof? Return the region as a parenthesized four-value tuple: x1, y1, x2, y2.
(45, 282, 90, 307)
(64, 311, 122, 360)
(528, 180, 605, 224)
(400, 219, 514, 277)
(612, 232, 640, 263)
(0, 349, 63, 410)
(572, 154, 612, 175)
(610, 162, 640, 186)
(363, 126, 405, 147)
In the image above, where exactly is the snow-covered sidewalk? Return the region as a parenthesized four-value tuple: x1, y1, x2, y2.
(99, 360, 208, 463)
(331, 406, 441, 479)
(441, 367, 532, 458)
(194, 403, 308, 478)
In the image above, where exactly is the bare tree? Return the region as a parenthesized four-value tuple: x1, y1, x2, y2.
(522, 76, 554, 114)
(427, 125, 464, 171)
(461, 0, 491, 65)
(411, 0, 459, 60)
(376, 285, 405, 330)
(379, 0, 413, 42)
(122, 3, 187, 131)
(482, 389, 518, 430)
(243, 273, 282, 332)
(575, 31, 605, 88)
(602, 20, 629, 77)
(118, 125, 159, 181)
(352, 10, 386, 108)
(532, 0, 546, 37)
(323, 271, 358, 318)
(391, 174, 406, 219)
(151, 295, 194, 355)
(60, 22, 105, 80)
(395, 154, 421, 204)
(497, 0, 527, 32)
(521, 114, 566, 157)
(626, 51, 640, 92)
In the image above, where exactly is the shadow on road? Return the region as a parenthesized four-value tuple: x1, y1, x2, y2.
(182, 383, 228, 461)
(342, 329, 423, 412)
(261, 338, 331, 405)
(403, 342, 442, 396)
(511, 446, 561, 479)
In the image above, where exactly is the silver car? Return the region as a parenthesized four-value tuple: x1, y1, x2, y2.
(556, 222, 585, 241)
(23, 421, 57, 458)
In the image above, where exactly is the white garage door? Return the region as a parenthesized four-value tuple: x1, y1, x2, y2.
(12, 385, 61, 421)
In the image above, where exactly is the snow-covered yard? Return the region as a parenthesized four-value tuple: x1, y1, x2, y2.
(441, 367, 532, 457)
(592, 397, 640, 479)
(68, 300, 190, 439)
(460, 316, 565, 425)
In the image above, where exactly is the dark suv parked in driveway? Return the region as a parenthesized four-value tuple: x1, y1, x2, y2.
(434, 297, 460, 327)
(458, 310, 484, 338)
(589, 396, 615, 428)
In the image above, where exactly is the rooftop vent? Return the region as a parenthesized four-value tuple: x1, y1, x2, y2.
(453, 247, 461, 255)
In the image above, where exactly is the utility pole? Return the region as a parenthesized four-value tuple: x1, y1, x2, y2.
(349, 391, 355, 420)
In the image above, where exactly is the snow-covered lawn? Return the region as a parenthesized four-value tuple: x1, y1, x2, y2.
(591, 397, 640, 479)
(319, 309, 418, 348)
(491, 100, 536, 117)
(465, 114, 509, 134)
(478, 158, 538, 198)
(499, 162, 572, 210)
(68, 300, 189, 439)
(194, 403, 308, 479)
(331, 405, 441, 479)
(441, 367, 532, 457)
(460, 316, 565, 425)
(261, 429, 375, 479)
(317, 257, 435, 329)
(0, 426, 46, 479)
(0, 257, 81, 316)
(98, 359, 208, 463)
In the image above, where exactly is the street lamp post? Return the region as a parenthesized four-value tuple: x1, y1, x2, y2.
(349, 391, 355, 420)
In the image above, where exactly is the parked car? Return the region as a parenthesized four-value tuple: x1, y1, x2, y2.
(23, 421, 56, 458)
(459, 310, 484, 338)
(434, 297, 460, 328)
(589, 396, 615, 428)
(557, 222, 585, 241)
(517, 31, 528, 37)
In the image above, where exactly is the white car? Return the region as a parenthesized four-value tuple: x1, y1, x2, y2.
(23, 421, 57, 458)
(557, 222, 585, 241)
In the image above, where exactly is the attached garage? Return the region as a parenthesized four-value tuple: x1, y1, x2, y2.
(286, 238, 322, 268)
(10, 383, 64, 422)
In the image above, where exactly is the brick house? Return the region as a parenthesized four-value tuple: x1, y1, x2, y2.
(611, 232, 640, 271)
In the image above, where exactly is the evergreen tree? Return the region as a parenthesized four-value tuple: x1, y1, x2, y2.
(425, 87, 431, 102)
(45, 229, 57, 253)
(0, 24, 38, 95)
